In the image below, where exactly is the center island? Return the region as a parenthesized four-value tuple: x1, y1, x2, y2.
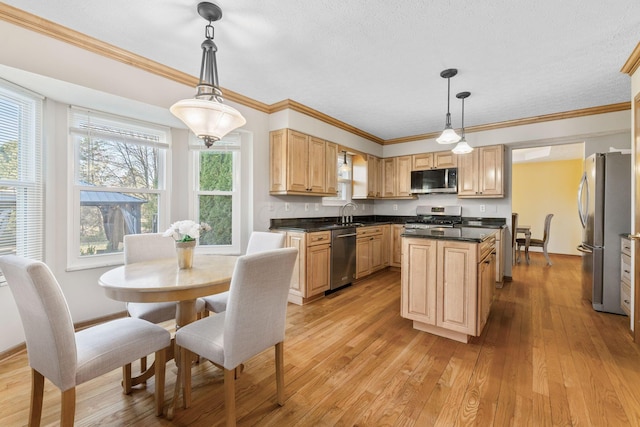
(401, 227, 498, 343)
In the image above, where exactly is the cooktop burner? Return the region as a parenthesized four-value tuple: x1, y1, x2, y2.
(406, 205, 463, 228)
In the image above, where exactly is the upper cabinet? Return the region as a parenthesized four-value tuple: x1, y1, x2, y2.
(269, 129, 338, 196)
(355, 155, 413, 200)
(457, 144, 505, 198)
(412, 151, 457, 170)
(353, 154, 381, 199)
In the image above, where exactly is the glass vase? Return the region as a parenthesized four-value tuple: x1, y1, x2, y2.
(175, 240, 196, 269)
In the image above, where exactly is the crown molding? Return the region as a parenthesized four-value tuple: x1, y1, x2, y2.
(383, 102, 631, 145)
(621, 42, 640, 75)
(0, 3, 632, 147)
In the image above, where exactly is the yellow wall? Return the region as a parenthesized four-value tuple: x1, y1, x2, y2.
(512, 159, 583, 255)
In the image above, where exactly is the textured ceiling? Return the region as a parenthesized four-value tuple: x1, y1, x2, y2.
(3, 0, 640, 141)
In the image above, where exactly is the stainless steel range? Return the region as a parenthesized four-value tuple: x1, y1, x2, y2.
(404, 205, 463, 229)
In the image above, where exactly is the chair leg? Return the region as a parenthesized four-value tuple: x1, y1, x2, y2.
(155, 349, 166, 416)
(181, 347, 193, 409)
(224, 368, 236, 427)
(543, 245, 552, 266)
(275, 342, 285, 406)
(30, 369, 44, 427)
(122, 363, 132, 394)
(60, 387, 76, 427)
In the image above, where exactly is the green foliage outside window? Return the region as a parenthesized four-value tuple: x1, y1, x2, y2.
(198, 151, 233, 245)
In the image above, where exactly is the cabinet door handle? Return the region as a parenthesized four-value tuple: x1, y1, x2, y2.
(625, 299, 630, 304)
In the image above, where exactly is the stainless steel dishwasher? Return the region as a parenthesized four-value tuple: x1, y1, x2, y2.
(330, 227, 357, 291)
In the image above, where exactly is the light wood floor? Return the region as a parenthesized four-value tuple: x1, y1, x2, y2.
(2, 253, 640, 426)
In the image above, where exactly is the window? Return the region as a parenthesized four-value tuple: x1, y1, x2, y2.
(323, 152, 352, 205)
(68, 108, 170, 269)
(0, 80, 43, 285)
(191, 134, 240, 254)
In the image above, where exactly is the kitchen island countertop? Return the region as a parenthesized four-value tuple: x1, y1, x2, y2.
(402, 227, 498, 243)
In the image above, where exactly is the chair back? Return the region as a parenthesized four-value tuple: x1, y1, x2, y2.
(124, 233, 176, 264)
(246, 232, 285, 255)
(0, 255, 77, 390)
(542, 213, 554, 242)
(511, 213, 519, 247)
(222, 248, 298, 369)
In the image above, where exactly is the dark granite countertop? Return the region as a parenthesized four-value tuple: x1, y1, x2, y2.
(402, 227, 499, 243)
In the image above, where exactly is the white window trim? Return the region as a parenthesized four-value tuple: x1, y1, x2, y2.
(188, 133, 241, 255)
(66, 107, 171, 270)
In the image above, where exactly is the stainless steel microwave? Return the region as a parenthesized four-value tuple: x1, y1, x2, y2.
(410, 168, 458, 194)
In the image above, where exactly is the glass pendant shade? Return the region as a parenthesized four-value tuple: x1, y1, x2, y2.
(171, 2, 246, 148)
(452, 138, 473, 154)
(436, 126, 461, 144)
(170, 98, 246, 147)
(339, 151, 350, 174)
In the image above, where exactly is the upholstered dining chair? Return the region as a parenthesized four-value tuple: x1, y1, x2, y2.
(201, 231, 285, 314)
(0, 255, 171, 426)
(516, 213, 554, 266)
(175, 247, 298, 427)
(123, 233, 206, 378)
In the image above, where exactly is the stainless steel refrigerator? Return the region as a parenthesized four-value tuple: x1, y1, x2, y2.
(577, 152, 631, 314)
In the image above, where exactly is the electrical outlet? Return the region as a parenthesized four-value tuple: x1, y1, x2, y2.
(304, 203, 309, 211)
(315, 203, 319, 211)
(284, 202, 290, 212)
(480, 204, 486, 212)
(393, 204, 398, 211)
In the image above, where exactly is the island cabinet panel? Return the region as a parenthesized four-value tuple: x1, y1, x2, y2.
(436, 241, 478, 335)
(401, 238, 437, 324)
(391, 224, 404, 267)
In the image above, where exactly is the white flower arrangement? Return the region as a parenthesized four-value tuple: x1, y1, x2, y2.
(163, 220, 211, 242)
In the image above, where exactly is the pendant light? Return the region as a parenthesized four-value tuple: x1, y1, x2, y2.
(452, 91, 473, 154)
(170, 2, 246, 148)
(435, 68, 461, 144)
(339, 150, 350, 174)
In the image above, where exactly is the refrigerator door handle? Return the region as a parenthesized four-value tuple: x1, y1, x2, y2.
(576, 244, 592, 254)
(577, 172, 588, 228)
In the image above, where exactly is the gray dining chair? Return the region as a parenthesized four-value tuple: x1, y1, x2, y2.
(516, 213, 554, 265)
(201, 231, 285, 314)
(123, 233, 206, 377)
(0, 255, 171, 426)
(175, 247, 298, 427)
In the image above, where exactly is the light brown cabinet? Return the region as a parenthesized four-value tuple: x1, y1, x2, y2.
(352, 154, 381, 199)
(495, 227, 504, 286)
(390, 224, 404, 267)
(284, 230, 331, 305)
(381, 155, 412, 198)
(401, 233, 496, 342)
(412, 151, 457, 171)
(269, 129, 338, 196)
(356, 225, 385, 279)
(621, 236, 631, 315)
(457, 144, 504, 198)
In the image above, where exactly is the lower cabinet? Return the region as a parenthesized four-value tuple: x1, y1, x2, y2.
(390, 224, 404, 268)
(284, 230, 331, 305)
(401, 235, 496, 342)
(356, 225, 385, 279)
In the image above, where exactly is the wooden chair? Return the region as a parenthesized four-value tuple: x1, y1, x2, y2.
(511, 212, 519, 265)
(175, 247, 298, 427)
(201, 231, 285, 314)
(516, 213, 554, 265)
(0, 255, 171, 426)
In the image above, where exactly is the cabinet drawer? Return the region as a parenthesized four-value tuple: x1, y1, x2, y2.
(307, 231, 331, 246)
(357, 226, 383, 237)
(478, 235, 496, 260)
(621, 280, 631, 315)
(621, 237, 631, 256)
(621, 253, 632, 284)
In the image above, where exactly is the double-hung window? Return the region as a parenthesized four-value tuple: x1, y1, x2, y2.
(190, 134, 240, 254)
(0, 81, 43, 284)
(68, 107, 170, 269)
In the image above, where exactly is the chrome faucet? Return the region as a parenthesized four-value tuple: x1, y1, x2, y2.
(340, 202, 358, 224)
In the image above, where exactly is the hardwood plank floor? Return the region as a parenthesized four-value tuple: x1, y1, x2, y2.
(1, 253, 639, 426)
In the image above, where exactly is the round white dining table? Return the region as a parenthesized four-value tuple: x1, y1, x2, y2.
(99, 254, 238, 328)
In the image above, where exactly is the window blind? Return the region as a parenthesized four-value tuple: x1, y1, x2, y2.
(0, 81, 44, 284)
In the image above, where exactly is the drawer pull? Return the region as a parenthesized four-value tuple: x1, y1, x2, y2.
(625, 300, 630, 304)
